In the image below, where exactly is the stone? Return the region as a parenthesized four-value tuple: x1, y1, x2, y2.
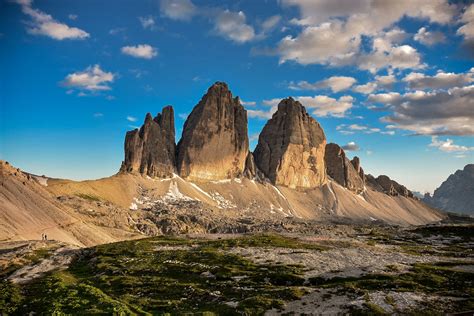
(325, 143, 365, 193)
(254, 97, 326, 189)
(176, 82, 249, 181)
(120, 106, 176, 178)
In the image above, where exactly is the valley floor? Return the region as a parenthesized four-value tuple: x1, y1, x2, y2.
(0, 224, 473, 315)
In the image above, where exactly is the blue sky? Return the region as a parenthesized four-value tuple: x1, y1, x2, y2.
(0, 0, 473, 193)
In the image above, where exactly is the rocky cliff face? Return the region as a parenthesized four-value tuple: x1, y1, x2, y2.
(176, 82, 249, 181)
(367, 175, 413, 198)
(120, 106, 176, 178)
(324, 143, 364, 193)
(423, 164, 474, 215)
(254, 98, 326, 189)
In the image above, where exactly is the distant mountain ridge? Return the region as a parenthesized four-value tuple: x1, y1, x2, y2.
(423, 164, 474, 215)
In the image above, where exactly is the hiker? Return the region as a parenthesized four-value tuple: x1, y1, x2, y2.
(44, 234, 47, 241)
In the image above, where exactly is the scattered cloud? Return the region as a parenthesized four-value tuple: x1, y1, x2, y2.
(370, 85, 474, 135)
(93, 112, 103, 118)
(298, 95, 353, 117)
(109, 27, 126, 35)
(414, 27, 446, 46)
(353, 75, 396, 94)
(68, 14, 78, 20)
(126, 116, 137, 122)
(214, 10, 255, 43)
(429, 136, 473, 153)
(261, 15, 281, 33)
(241, 100, 256, 106)
(289, 76, 356, 93)
(121, 44, 158, 59)
(160, 0, 197, 21)
(277, 0, 455, 71)
(342, 141, 360, 151)
(139, 16, 155, 30)
(178, 113, 189, 120)
(15, 0, 89, 40)
(403, 69, 473, 90)
(62, 65, 115, 92)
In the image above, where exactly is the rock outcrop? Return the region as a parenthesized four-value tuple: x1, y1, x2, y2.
(176, 82, 249, 181)
(423, 164, 474, 215)
(374, 175, 413, 197)
(254, 98, 326, 189)
(324, 143, 364, 193)
(120, 106, 176, 178)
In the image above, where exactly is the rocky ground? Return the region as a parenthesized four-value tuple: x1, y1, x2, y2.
(0, 223, 472, 315)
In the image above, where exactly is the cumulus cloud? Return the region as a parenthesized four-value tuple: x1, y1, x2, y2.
(248, 95, 353, 119)
(62, 65, 114, 92)
(297, 95, 353, 117)
(121, 44, 158, 59)
(457, 5, 474, 41)
(353, 74, 396, 94)
(403, 69, 474, 90)
(429, 136, 473, 153)
(15, 0, 89, 40)
(126, 116, 137, 122)
(277, 0, 456, 71)
(342, 142, 360, 151)
(214, 10, 255, 43)
(160, 0, 196, 21)
(139, 16, 155, 30)
(370, 85, 474, 135)
(289, 76, 356, 93)
(414, 27, 446, 46)
(337, 124, 395, 136)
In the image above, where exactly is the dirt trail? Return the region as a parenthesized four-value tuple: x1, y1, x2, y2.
(7, 246, 78, 284)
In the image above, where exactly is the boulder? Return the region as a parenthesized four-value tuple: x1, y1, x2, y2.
(254, 97, 326, 189)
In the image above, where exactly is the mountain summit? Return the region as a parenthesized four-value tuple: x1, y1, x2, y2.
(423, 164, 474, 215)
(177, 82, 249, 181)
(254, 97, 327, 189)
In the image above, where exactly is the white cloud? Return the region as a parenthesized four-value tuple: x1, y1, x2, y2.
(403, 70, 474, 90)
(241, 100, 256, 106)
(277, 0, 456, 71)
(139, 16, 155, 30)
(373, 85, 474, 136)
(63, 65, 115, 92)
(68, 14, 77, 20)
(121, 44, 158, 59)
(160, 0, 197, 21)
(261, 15, 281, 32)
(342, 141, 360, 151)
(214, 10, 255, 43)
(15, 0, 89, 40)
(414, 27, 446, 46)
(127, 116, 137, 122)
(354, 74, 396, 94)
(93, 112, 103, 118)
(457, 4, 474, 40)
(290, 76, 356, 93)
(348, 124, 367, 131)
(297, 95, 353, 117)
(429, 136, 473, 153)
(178, 113, 189, 120)
(248, 108, 276, 120)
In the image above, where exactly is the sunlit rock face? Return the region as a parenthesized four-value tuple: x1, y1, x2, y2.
(325, 143, 365, 194)
(254, 97, 327, 189)
(177, 82, 249, 181)
(120, 106, 176, 178)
